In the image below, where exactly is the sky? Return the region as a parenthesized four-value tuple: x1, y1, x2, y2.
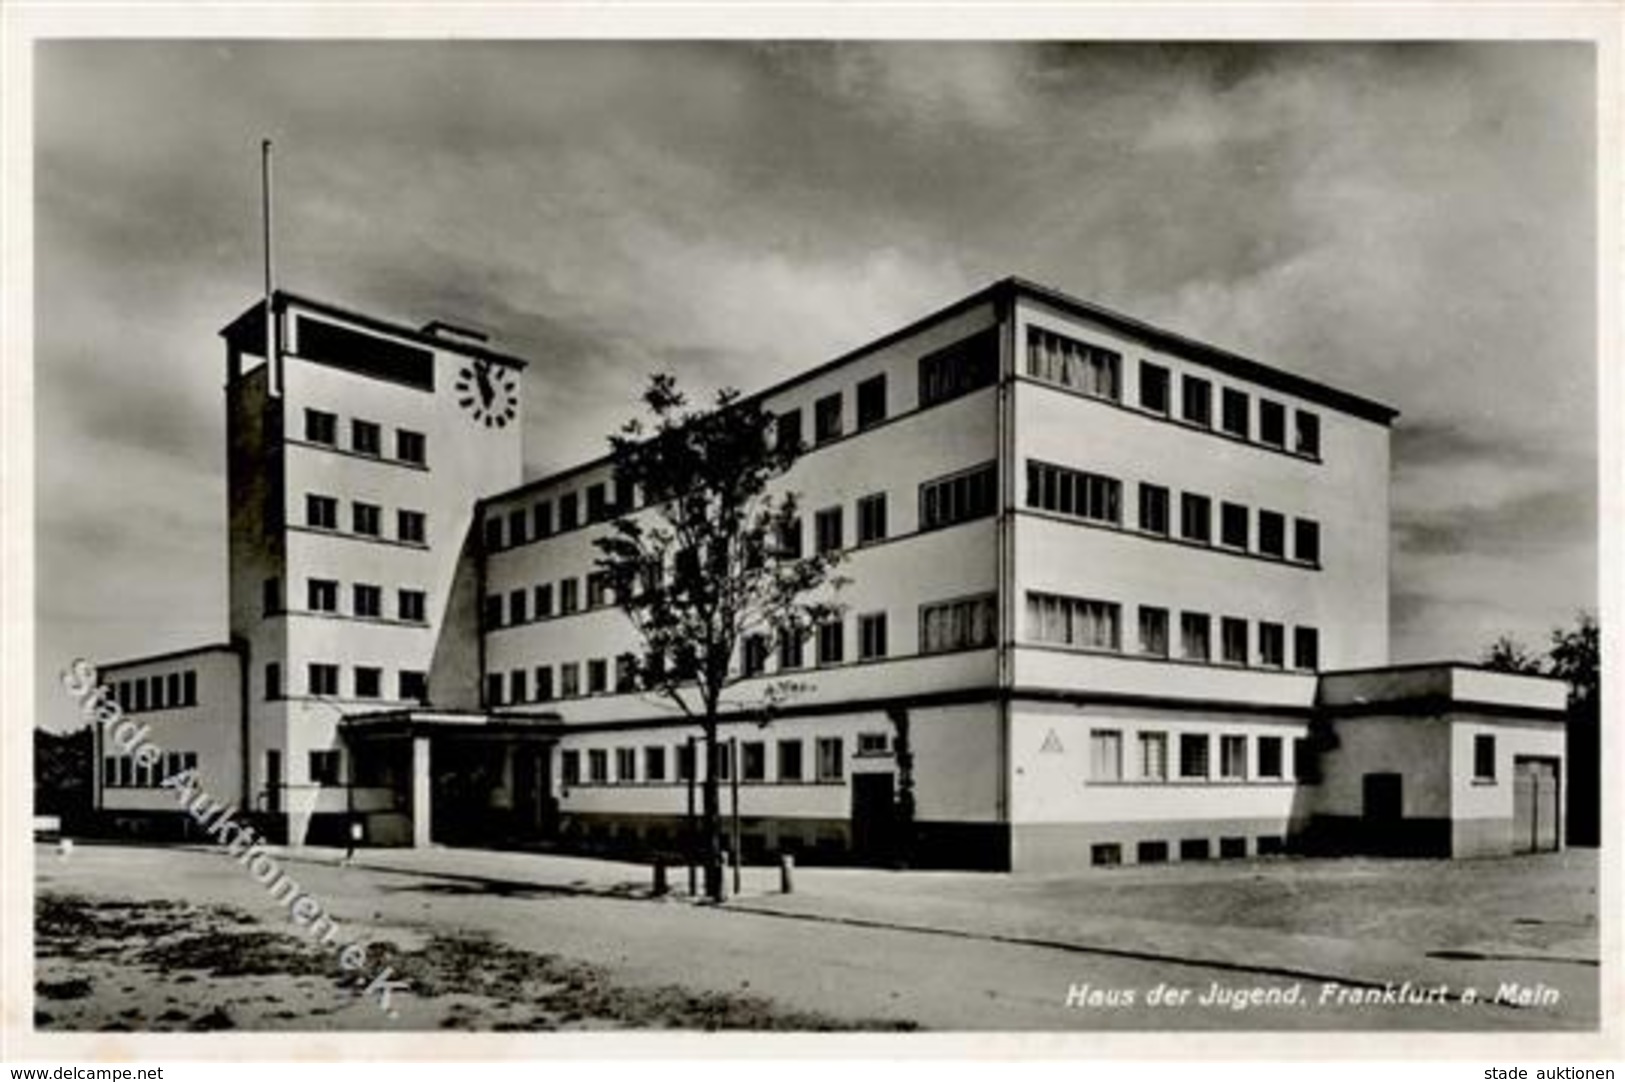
(32, 40, 1597, 731)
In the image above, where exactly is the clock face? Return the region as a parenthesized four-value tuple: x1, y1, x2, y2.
(454, 359, 518, 428)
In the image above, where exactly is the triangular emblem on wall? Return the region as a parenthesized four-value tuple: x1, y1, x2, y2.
(1040, 729, 1064, 754)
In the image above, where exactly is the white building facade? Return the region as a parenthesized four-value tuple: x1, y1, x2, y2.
(91, 279, 1569, 871)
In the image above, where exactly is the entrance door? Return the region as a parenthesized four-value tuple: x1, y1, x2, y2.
(1362, 772, 1403, 853)
(265, 750, 282, 813)
(1513, 757, 1561, 853)
(851, 773, 896, 862)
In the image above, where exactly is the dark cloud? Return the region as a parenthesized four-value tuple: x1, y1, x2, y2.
(32, 41, 1597, 727)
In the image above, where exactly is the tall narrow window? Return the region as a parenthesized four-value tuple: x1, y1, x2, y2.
(1473, 734, 1496, 781)
(815, 506, 844, 554)
(1221, 617, 1248, 665)
(1258, 511, 1286, 558)
(1139, 484, 1170, 536)
(1138, 606, 1169, 657)
(777, 740, 804, 782)
(856, 374, 888, 429)
(859, 612, 889, 660)
(1258, 622, 1286, 668)
(1220, 735, 1247, 779)
(815, 393, 843, 443)
(1180, 613, 1211, 662)
(1294, 626, 1320, 671)
(1180, 493, 1211, 544)
(1139, 362, 1170, 414)
(857, 493, 888, 544)
(1220, 502, 1249, 550)
(1221, 388, 1250, 438)
(816, 737, 844, 782)
(817, 619, 845, 666)
(1294, 518, 1321, 565)
(1295, 410, 1321, 457)
(776, 409, 803, 452)
(559, 492, 579, 531)
(1259, 400, 1287, 447)
(1182, 376, 1212, 427)
(1090, 730, 1123, 781)
(1138, 732, 1168, 781)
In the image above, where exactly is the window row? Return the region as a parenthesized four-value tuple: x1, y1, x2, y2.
(263, 662, 427, 703)
(1024, 326, 1322, 459)
(304, 493, 428, 544)
(561, 734, 864, 788)
(1025, 591, 1320, 671)
(1091, 835, 1288, 866)
(484, 475, 636, 552)
(303, 408, 427, 466)
(106, 669, 199, 715)
(484, 573, 613, 630)
(283, 577, 428, 624)
(1088, 729, 1310, 783)
(104, 750, 197, 789)
(1027, 461, 1321, 565)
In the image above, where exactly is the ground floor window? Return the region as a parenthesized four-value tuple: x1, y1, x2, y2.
(1474, 734, 1497, 781)
(816, 737, 844, 782)
(777, 739, 804, 782)
(309, 749, 342, 786)
(1179, 733, 1210, 779)
(1089, 729, 1122, 781)
(742, 741, 766, 781)
(1138, 732, 1168, 781)
(1091, 843, 1122, 867)
(1220, 734, 1246, 779)
(1136, 840, 1168, 864)
(615, 748, 636, 783)
(1179, 838, 1210, 861)
(588, 749, 608, 784)
(1219, 836, 1247, 859)
(1257, 736, 1284, 779)
(561, 750, 580, 786)
(644, 746, 666, 782)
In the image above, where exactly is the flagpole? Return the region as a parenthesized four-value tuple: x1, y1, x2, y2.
(261, 138, 280, 396)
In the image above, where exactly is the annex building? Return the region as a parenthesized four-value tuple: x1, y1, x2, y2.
(90, 278, 1569, 871)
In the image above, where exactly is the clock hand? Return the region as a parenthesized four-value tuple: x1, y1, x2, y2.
(474, 363, 495, 408)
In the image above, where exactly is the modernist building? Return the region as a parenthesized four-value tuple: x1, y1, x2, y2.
(90, 278, 1569, 871)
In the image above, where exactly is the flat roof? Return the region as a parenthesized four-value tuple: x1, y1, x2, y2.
(220, 292, 530, 370)
(482, 276, 1401, 507)
(97, 642, 237, 673)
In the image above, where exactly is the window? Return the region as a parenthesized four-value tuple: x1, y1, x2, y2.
(586, 572, 609, 609)
(1139, 361, 1170, 414)
(1139, 606, 1169, 657)
(561, 750, 581, 786)
(1180, 838, 1211, 861)
(857, 493, 888, 545)
(134, 679, 147, 712)
(1092, 844, 1123, 867)
(1474, 734, 1496, 781)
(815, 506, 844, 554)
(1180, 733, 1210, 779)
(507, 669, 527, 704)
(182, 670, 197, 706)
(856, 374, 887, 429)
(1026, 461, 1121, 525)
(560, 578, 580, 614)
(1220, 735, 1247, 780)
(742, 634, 770, 677)
(533, 583, 554, 619)
(1295, 410, 1321, 457)
(776, 409, 803, 452)
(1259, 399, 1287, 447)
(1026, 327, 1121, 400)
(1220, 837, 1247, 859)
(1137, 840, 1169, 863)
(588, 659, 608, 695)
(817, 620, 844, 666)
(742, 741, 766, 781)
(308, 578, 339, 613)
(644, 746, 667, 782)
(352, 502, 381, 537)
(1182, 376, 1212, 427)
(483, 594, 503, 629)
(1258, 622, 1285, 668)
(396, 428, 426, 465)
(309, 750, 342, 786)
(1294, 518, 1320, 565)
(676, 743, 695, 781)
(586, 483, 608, 524)
(533, 501, 553, 539)
(499, 589, 524, 626)
(1027, 592, 1121, 651)
(615, 654, 636, 693)
(814, 393, 843, 443)
(306, 494, 338, 529)
(304, 409, 337, 445)
(484, 516, 504, 551)
(151, 675, 164, 709)
(353, 583, 382, 619)
(397, 510, 427, 544)
(777, 739, 804, 781)
(1294, 626, 1320, 671)
(1139, 484, 1170, 536)
(1258, 510, 1286, 558)
(614, 748, 636, 784)
(399, 670, 427, 703)
(1293, 738, 1317, 783)
(560, 662, 581, 698)
(1180, 612, 1211, 662)
(308, 663, 339, 697)
(859, 612, 889, 661)
(1090, 729, 1123, 781)
(528, 665, 551, 702)
(351, 419, 381, 456)
(588, 749, 609, 784)
(485, 673, 505, 706)
(921, 594, 998, 654)
(1221, 388, 1250, 438)
(1220, 502, 1249, 550)
(1257, 736, 1284, 779)
(1180, 493, 1211, 544)
(507, 509, 527, 547)
(857, 732, 889, 756)
(559, 492, 579, 531)
(1138, 732, 1168, 781)
(354, 667, 382, 699)
(398, 589, 426, 623)
(776, 515, 803, 559)
(263, 577, 281, 615)
(778, 631, 805, 670)
(815, 737, 844, 781)
(1221, 617, 1248, 665)
(919, 328, 997, 407)
(920, 462, 997, 531)
(265, 662, 282, 701)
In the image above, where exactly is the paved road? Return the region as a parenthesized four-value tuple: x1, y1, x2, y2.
(35, 844, 1596, 1031)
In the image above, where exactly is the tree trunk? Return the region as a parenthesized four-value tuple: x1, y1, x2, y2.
(701, 717, 725, 900)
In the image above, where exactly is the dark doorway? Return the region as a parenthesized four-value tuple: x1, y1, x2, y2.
(851, 772, 896, 862)
(1361, 771, 1403, 853)
(1513, 757, 1561, 853)
(265, 750, 282, 814)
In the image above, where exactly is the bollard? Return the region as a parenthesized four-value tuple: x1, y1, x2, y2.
(652, 857, 669, 897)
(57, 838, 74, 860)
(778, 852, 795, 894)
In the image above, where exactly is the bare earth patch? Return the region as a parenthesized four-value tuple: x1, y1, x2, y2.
(35, 890, 916, 1032)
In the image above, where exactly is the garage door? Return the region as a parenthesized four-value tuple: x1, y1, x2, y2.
(1513, 757, 1561, 853)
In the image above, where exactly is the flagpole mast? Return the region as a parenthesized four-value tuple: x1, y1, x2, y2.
(261, 138, 280, 396)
